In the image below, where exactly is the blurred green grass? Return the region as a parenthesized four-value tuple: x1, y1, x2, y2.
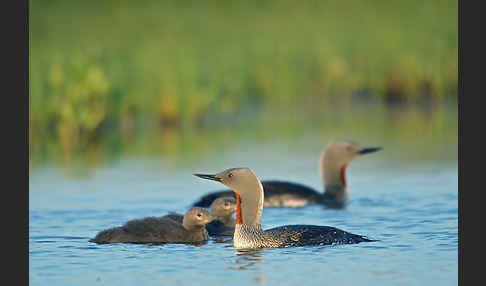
(29, 0, 457, 165)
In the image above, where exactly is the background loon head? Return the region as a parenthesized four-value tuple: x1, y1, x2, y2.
(210, 197, 237, 220)
(319, 140, 382, 188)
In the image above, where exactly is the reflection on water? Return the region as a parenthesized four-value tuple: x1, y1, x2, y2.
(234, 249, 265, 269)
(149, 241, 209, 247)
(233, 249, 266, 283)
(29, 101, 457, 173)
(29, 100, 457, 286)
(212, 237, 234, 245)
(29, 157, 457, 285)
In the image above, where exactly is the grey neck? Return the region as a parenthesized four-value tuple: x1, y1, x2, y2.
(323, 184, 348, 204)
(237, 180, 264, 227)
(233, 178, 266, 248)
(320, 152, 348, 204)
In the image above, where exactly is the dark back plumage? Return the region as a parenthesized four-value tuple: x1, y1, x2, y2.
(264, 225, 375, 247)
(162, 213, 184, 224)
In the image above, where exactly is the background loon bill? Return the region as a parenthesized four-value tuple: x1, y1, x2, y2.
(194, 173, 222, 182)
(358, 147, 383, 155)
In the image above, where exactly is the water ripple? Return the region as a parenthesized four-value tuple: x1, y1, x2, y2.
(29, 159, 458, 286)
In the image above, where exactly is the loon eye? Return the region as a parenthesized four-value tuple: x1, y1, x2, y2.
(228, 173, 233, 178)
(346, 146, 353, 152)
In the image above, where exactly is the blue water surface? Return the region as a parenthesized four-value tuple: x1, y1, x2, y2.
(29, 140, 458, 286)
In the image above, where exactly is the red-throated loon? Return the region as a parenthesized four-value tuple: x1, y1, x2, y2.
(192, 140, 382, 209)
(194, 168, 375, 249)
(89, 207, 212, 244)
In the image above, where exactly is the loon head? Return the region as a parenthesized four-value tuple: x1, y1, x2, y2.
(194, 167, 261, 197)
(319, 140, 382, 187)
(194, 168, 264, 226)
(209, 196, 237, 219)
(320, 140, 382, 171)
(183, 207, 213, 230)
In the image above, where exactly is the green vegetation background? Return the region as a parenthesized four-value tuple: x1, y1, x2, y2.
(29, 0, 457, 167)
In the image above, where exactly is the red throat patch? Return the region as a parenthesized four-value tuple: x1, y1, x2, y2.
(235, 193, 243, 224)
(340, 165, 347, 186)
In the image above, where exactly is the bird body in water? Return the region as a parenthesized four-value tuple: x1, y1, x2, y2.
(194, 168, 375, 249)
(192, 140, 382, 209)
(164, 197, 236, 236)
(89, 207, 212, 244)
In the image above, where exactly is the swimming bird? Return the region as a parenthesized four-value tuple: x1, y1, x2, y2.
(192, 140, 382, 209)
(164, 197, 237, 236)
(89, 207, 212, 244)
(194, 168, 375, 249)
